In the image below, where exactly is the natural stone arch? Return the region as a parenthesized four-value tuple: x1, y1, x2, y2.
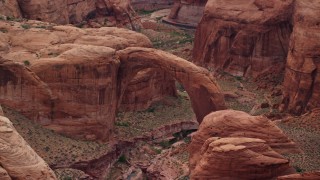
(116, 47, 226, 123)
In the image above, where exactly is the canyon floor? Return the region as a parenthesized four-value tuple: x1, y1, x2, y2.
(2, 9, 320, 179)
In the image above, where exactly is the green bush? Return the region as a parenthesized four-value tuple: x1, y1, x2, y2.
(23, 60, 30, 66)
(117, 155, 127, 163)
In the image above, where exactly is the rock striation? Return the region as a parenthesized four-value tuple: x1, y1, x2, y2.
(277, 171, 320, 180)
(193, 0, 293, 77)
(131, 0, 174, 11)
(0, 20, 225, 140)
(0, 111, 57, 179)
(189, 110, 299, 179)
(164, 0, 207, 28)
(191, 137, 295, 179)
(281, 0, 320, 115)
(0, 0, 138, 27)
(193, 0, 320, 114)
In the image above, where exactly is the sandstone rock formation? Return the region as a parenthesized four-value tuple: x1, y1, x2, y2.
(193, 0, 320, 114)
(117, 47, 226, 122)
(278, 171, 320, 180)
(281, 0, 320, 115)
(193, 0, 293, 77)
(189, 110, 299, 179)
(0, 20, 225, 140)
(0, 113, 57, 179)
(164, 0, 207, 28)
(0, 0, 21, 18)
(191, 137, 294, 179)
(0, 0, 139, 27)
(131, 0, 174, 11)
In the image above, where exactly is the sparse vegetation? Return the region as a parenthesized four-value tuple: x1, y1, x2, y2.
(21, 24, 31, 29)
(23, 60, 30, 66)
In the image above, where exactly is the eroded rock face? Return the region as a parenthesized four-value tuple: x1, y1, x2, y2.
(189, 110, 299, 178)
(193, 0, 320, 114)
(1, 0, 138, 26)
(117, 47, 226, 123)
(0, 21, 172, 140)
(281, 0, 320, 115)
(277, 171, 320, 180)
(0, 0, 22, 18)
(131, 0, 174, 11)
(0, 20, 225, 140)
(191, 137, 294, 179)
(164, 0, 207, 28)
(193, 0, 293, 77)
(0, 113, 57, 179)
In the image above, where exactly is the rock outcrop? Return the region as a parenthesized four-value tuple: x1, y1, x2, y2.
(0, 0, 21, 18)
(164, 0, 207, 28)
(0, 20, 225, 140)
(191, 137, 294, 179)
(0, 112, 57, 179)
(278, 171, 320, 180)
(193, 0, 320, 114)
(131, 0, 174, 11)
(281, 0, 320, 115)
(0, 0, 138, 27)
(193, 0, 293, 77)
(117, 47, 226, 123)
(189, 110, 299, 179)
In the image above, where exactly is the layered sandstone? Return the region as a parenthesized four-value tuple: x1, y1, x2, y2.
(0, 112, 57, 179)
(164, 0, 207, 28)
(191, 137, 294, 179)
(0, 0, 21, 18)
(0, 0, 138, 26)
(131, 0, 174, 11)
(193, 0, 320, 114)
(189, 110, 299, 178)
(0, 20, 225, 140)
(193, 0, 293, 77)
(281, 0, 320, 115)
(278, 171, 320, 180)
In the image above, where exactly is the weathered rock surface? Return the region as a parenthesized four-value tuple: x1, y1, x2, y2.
(193, 0, 293, 77)
(0, 0, 138, 26)
(117, 47, 226, 123)
(189, 110, 299, 178)
(120, 68, 177, 111)
(193, 0, 320, 114)
(281, 0, 320, 115)
(0, 113, 57, 179)
(278, 171, 320, 180)
(0, 0, 21, 18)
(131, 0, 174, 11)
(0, 20, 225, 140)
(191, 137, 295, 179)
(164, 0, 207, 28)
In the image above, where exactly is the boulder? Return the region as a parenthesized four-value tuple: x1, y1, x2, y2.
(0, 114, 57, 179)
(193, 0, 293, 77)
(191, 137, 295, 179)
(189, 110, 299, 173)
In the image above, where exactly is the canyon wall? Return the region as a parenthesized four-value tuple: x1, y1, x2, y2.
(281, 0, 320, 115)
(164, 0, 207, 28)
(131, 0, 174, 11)
(193, 0, 293, 77)
(0, 0, 138, 26)
(193, 0, 320, 114)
